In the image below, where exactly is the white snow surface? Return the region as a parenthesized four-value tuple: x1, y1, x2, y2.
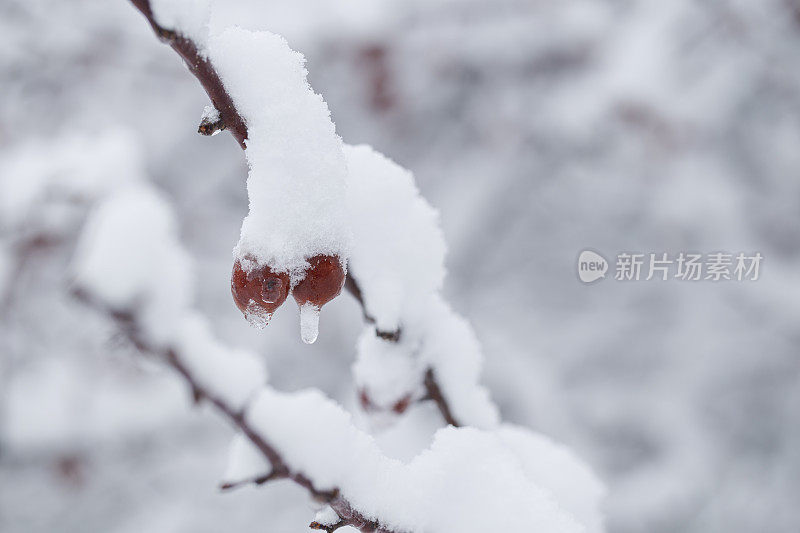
(208, 27, 351, 277)
(497, 425, 607, 533)
(344, 144, 446, 332)
(244, 387, 588, 533)
(150, 3, 352, 277)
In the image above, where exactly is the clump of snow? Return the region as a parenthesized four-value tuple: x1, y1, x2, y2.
(207, 27, 351, 278)
(175, 312, 266, 409)
(72, 183, 193, 346)
(151, 0, 212, 48)
(199, 105, 223, 135)
(201, 104, 220, 122)
(344, 144, 446, 332)
(148, 4, 353, 280)
(244, 387, 587, 533)
(497, 425, 607, 533)
(353, 327, 424, 411)
(313, 506, 341, 528)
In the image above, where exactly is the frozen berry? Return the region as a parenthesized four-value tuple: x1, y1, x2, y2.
(292, 255, 346, 343)
(231, 258, 290, 328)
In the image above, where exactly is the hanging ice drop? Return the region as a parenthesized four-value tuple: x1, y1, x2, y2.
(299, 303, 320, 344)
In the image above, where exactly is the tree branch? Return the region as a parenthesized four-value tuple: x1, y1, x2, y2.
(73, 288, 401, 533)
(343, 275, 400, 341)
(130, 0, 248, 149)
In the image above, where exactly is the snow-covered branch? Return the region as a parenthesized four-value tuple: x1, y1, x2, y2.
(112, 8, 605, 532)
(76, 284, 601, 533)
(69, 180, 603, 533)
(130, 0, 248, 148)
(127, 0, 469, 428)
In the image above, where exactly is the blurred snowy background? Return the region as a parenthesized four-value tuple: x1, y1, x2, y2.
(2, 0, 800, 532)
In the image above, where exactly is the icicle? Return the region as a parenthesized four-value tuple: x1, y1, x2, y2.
(300, 302, 320, 344)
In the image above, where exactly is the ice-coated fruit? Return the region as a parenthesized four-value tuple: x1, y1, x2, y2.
(292, 255, 345, 343)
(292, 255, 346, 309)
(231, 258, 290, 328)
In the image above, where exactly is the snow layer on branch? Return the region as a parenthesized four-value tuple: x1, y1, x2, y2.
(497, 425, 607, 533)
(245, 387, 586, 533)
(343, 144, 495, 428)
(414, 296, 500, 428)
(72, 183, 193, 346)
(353, 295, 498, 428)
(175, 313, 266, 409)
(313, 506, 341, 528)
(356, 294, 498, 429)
(344, 144, 446, 331)
(151, 0, 212, 48)
(208, 27, 351, 277)
(353, 329, 424, 411)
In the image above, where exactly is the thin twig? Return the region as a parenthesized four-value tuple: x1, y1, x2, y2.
(423, 369, 459, 427)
